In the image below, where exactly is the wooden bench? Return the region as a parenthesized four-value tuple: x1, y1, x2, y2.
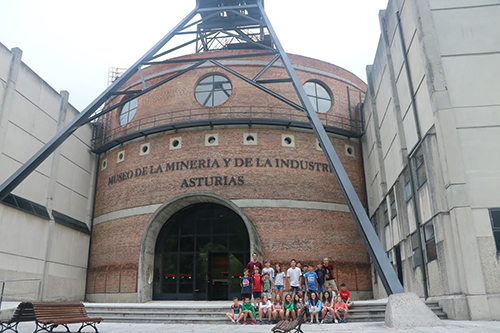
(32, 302, 102, 333)
(271, 307, 306, 333)
(1, 302, 36, 333)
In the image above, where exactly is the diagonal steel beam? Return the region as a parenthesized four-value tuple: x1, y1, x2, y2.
(210, 59, 304, 111)
(257, 2, 404, 295)
(86, 60, 207, 124)
(253, 54, 281, 81)
(0, 6, 200, 202)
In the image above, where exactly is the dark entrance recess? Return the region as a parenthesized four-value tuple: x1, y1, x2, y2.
(153, 203, 250, 300)
(394, 244, 404, 286)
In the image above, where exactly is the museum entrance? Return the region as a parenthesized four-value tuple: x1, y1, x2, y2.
(153, 203, 250, 300)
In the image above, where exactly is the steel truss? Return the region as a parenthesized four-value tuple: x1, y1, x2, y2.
(0, 0, 404, 295)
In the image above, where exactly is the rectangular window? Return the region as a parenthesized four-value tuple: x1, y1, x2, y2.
(410, 232, 422, 268)
(371, 215, 379, 236)
(404, 168, 413, 202)
(389, 189, 397, 219)
(424, 222, 437, 262)
(414, 149, 427, 188)
(489, 209, 500, 252)
(383, 203, 389, 226)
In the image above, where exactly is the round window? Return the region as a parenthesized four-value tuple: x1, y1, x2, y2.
(119, 98, 138, 126)
(195, 74, 232, 107)
(303, 81, 332, 113)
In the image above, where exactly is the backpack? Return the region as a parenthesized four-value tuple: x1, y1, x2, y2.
(323, 311, 334, 323)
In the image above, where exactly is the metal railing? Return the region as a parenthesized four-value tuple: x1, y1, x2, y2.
(93, 105, 363, 149)
(0, 279, 42, 309)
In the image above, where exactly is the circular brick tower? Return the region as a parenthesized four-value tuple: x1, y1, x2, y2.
(86, 50, 371, 302)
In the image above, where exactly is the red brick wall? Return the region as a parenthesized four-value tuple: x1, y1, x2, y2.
(88, 50, 371, 298)
(88, 128, 371, 295)
(94, 129, 366, 217)
(102, 50, 366, 142)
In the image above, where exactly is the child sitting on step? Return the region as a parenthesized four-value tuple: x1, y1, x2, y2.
(225, 297, 243, 324)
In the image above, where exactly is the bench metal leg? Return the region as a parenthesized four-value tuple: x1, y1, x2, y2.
(0, 322, 19, 333)
(77, 322, 99, 333)
(52, 324, 70, 333)
(34, 321, 53, 333)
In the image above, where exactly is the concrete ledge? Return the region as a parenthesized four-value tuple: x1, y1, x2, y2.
(351, 290, 374, 301)
(385, 293, 443, 328)
(86, 293, 137, 303)
(94, 200, 351, 225)
(0, 308, 15, 320)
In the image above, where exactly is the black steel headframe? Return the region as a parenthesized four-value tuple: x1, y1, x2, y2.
(0, 0, 404, 295)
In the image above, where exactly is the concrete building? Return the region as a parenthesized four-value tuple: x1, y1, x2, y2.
(0, 43, 96, 301)
(362, 0, 500, 320)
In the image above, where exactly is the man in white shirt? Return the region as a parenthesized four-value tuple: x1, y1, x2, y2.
(286, 259, 301, 294)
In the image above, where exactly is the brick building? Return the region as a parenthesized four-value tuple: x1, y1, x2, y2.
(86, 50, 371, 302)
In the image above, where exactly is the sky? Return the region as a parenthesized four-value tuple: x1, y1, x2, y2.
(0, 0, 388, 111)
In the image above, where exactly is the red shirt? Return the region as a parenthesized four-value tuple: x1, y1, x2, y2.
(339, 289, 350, 301)
(247, 261, 263, 276)
(335, 302, 347, 311)
(322, 263, 334, 281)
(252, 274, 263, 292)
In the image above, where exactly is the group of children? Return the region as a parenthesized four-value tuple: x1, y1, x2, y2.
(226, 257, 354, 325)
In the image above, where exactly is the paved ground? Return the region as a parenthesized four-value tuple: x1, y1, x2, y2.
(6, 320, 500, 333)
(3, 301, 500, 332)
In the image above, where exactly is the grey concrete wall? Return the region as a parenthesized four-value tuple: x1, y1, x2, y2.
(362, 0, 500, 320)
(0, 42, 96, 301)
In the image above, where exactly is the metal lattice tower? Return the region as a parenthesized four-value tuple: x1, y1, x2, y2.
(0, 0, 404, 295)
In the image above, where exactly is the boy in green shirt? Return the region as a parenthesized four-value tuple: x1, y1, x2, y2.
(242, 297, 256, 324)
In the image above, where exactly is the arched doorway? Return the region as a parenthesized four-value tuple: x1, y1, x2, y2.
(153, 203, 250, 300)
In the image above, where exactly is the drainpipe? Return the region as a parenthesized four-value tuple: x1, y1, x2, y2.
(84, 151, 101, 301)
(396, 11, 428, 299)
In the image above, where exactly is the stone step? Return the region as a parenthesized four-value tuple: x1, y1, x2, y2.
(84, 300, 448, 324)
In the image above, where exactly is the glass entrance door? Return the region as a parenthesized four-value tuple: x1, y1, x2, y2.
(153, 203, 250, 300)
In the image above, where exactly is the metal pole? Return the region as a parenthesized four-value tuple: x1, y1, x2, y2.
(396, 11, 421, 141)
(0, 282, 4, 309)
(347, 86, 353, 130)
(258, 2, 404, 295)
(408, 155, 429, 299)
(396, 11, 427, 298)
(38, 280, 42, 301)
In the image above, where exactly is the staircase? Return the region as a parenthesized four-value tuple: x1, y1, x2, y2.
(84, 299, 447, 324)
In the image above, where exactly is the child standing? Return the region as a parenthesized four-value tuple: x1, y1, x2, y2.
(286, 259, 301, 294)
(242, 297, 256, 325)
(334, 295, 348, 323)
(262, 260, 275, 284)
(339, 283, 354, 308)
(315, 263, 326, 296)
(226, 297, 243, 324)
(304, 265, 318, 298)
(283, 293, 295, 321)
(258, 294, 273, 325)
(298, 262, 307, 293)
(240, 268, 252, 301)
(273, 263, 285, 300)
(306, 291, 322, 324)
(262, 272, 273, 299)
(252, 267, 263, 309)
